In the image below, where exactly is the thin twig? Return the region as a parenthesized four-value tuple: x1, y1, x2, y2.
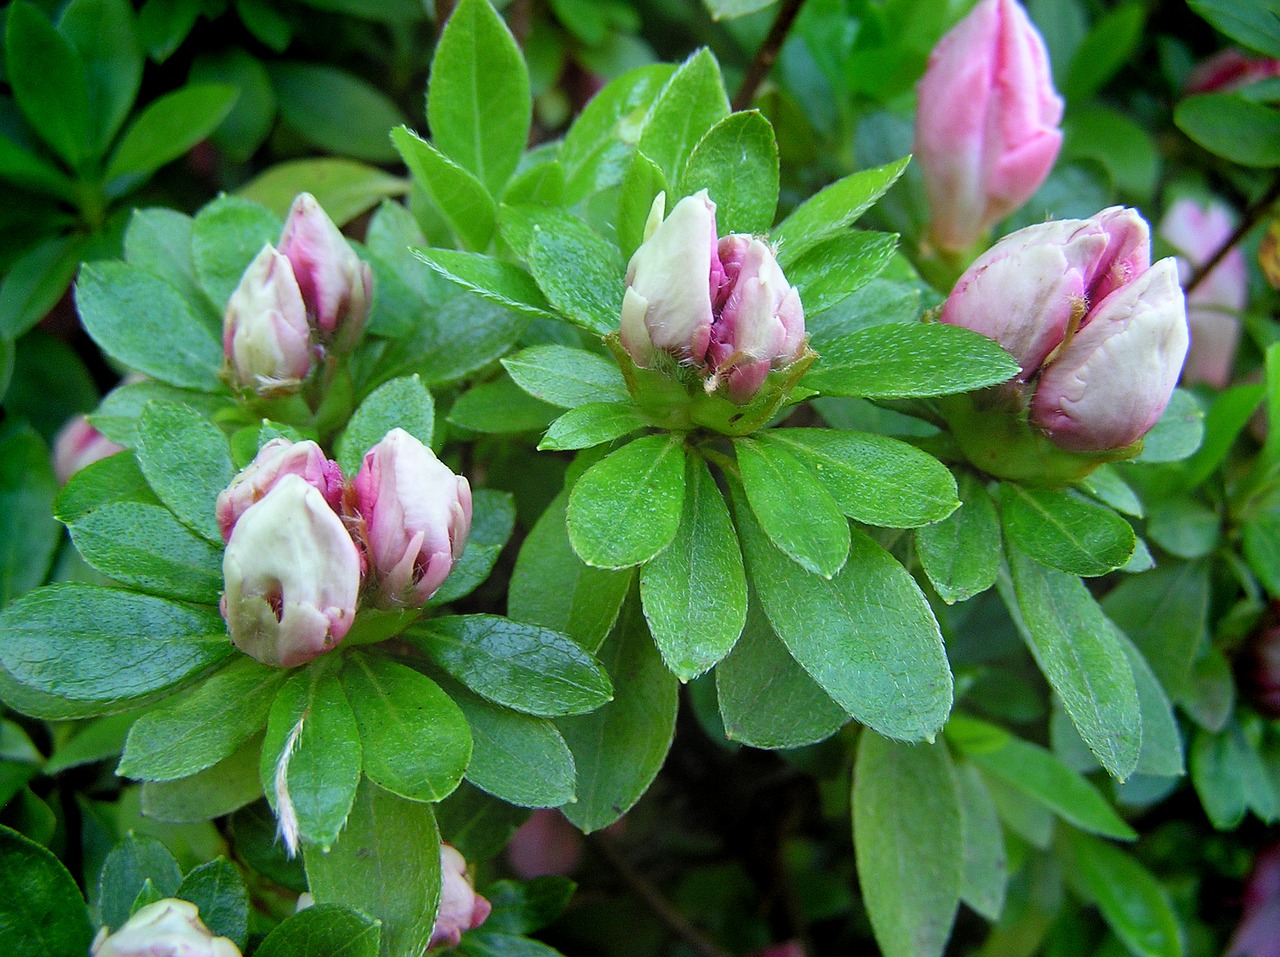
(731, 0, 808, 112)
(587, 831, 735, 957)
(1185, 176, 1280, 296)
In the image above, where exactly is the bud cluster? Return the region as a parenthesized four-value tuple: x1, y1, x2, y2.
(217, 430, 471, 668)
(222, 194, 373, 396)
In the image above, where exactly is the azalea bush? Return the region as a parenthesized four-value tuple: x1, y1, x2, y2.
(2, 0, 1280, 955)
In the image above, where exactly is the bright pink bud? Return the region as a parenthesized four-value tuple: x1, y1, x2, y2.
(223, 244, 313, 396)
(353, 429, 472, 607)
(91, 898, 242, 957)
(915, 0, 1064, 252)
(278, 193, 372, 349)
(52, 415, 125, 484)
(1187, 48, 1280, 94)
(216, 438, 345, 541)
(429, 844, 492, 950)
(1158, 197, 1248, 387)
(506, 809, 585, 879)
(221, 475, 361, 668)
(708, 235, 805, 401)
(1030, 258, 1188, 451)
(620, 190, 720, 367)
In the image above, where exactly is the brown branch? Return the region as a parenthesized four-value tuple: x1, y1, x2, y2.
(587, 831, 735, 957)
(731, 0, 808, 112)
(1185, 176, 1280, 296)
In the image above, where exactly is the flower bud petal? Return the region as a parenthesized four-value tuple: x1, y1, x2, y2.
(353, 429, 472, 607)
(91, 898, 242, 957)
(52, 415, 125, 484)
(279, 193, 372, 345)
(222, 475, 361, 667)
(1031, 258, 1188, 451)
(216, 438, 345, 541)
(429, 844, 492, 950)
(223, 244, 313, 395)
(506, 809, 585, 879)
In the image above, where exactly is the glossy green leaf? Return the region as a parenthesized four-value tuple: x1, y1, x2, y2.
(1134, 389, 1203, 462)
(336, 374, 434, 477)
(1176, 92, 1280, 167)
(376, 293, 528, 389)
(616, 152, 668, 261)
(1189, 0, 1280, 57)
(6, 2, 91, 168)
(392, 126, 496, 251)
(140, 733, 265, 823)
(176, 859, 248, 949)
(96, 834, 182, 930)
(271, 62, 402, 163)
(190, 194, 282, 310)
(43, 712, 134, 774)
(1101, 560, 1208, 700)
(917, 472, 1001, 604)
(238, 159, 407, 224)
(784, 231, 899, 315)
(679, 110, 779, 234)
(1000, 484, 1135, 578)
(105, 84, 238, 184)
(1063, 2, 1145, 101)
(636, 49, 730, 184)
(539, 403, 651, 452)
(773, 156, 910, 261)
(1063, 832, 1182, 957)
(502, 346, 628, 408)
(0, 825, 94, 956)
(255, 904, 381, 957)
(567, 434, 686, 569)
(527, 222, 624, 337)
(449, 376, 559, 434)
(956, 762, 1007, 922)
(0, 425, 59, 605)
(429, 488, 516, 606)
(58, 0, 143, 156)
(413, 249, 553, 318)
(135, 401, 235, 543)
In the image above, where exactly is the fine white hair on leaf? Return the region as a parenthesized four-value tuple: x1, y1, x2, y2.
(274, 708, 309, 858)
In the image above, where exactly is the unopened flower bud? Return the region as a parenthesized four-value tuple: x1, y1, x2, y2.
(915, 0, 1063, 252)
(1226, 843, 1280, 957)
(506, 809, 585, 879)
(91, 898, 241, 957)
(216, 438, 345, 541)
(222, 475, 361, 667)
(353, 429, 471, 607)
(52, 415, 124, 484)
(223, 244, 313, 396)
(429, 844, 491, 950)
(278, 193, 372, 350)
(1187, 48, 1280, 94)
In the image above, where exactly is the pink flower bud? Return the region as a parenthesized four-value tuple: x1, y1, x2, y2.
(221, 475, 361, 668)
(429, 844, 492, 950)
(1158, 197, 1248, 387)
(278, 193, 372, 348)
(708, 235, 805, 401)
(52, 415, 125, 484)
(746, 943, 808, 957)
(216, 438, 345, 541)
(91, 898, 241, 957)
(1030, 258, 1188, 452)
(1187, 48, 1280, 94)
(223, 244, 313, 396)
(620, 190, 721, 367)
(506, 809, 585, 879)
(1227, 843, 1280, 957)
(353, 429, 472, 608)
(915, 0, 1064, 252)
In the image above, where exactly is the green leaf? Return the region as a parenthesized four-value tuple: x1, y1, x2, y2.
(1245, 514, 1280, 599)
(429, 488, 516, 606)
(616, 152, 668, 261)
(731, 479, 953, 742)
(449, 376, 560, 434)
(502, 345, 628, 408)
(1063, 831, 1182, 957)
(342, 656, 471, 804)
(105, 84, 238, 185)
(1005, 548, 1141, 780)
(270, 62, 402, 163)
(336, 375, 434, 477)
(567, 434, 686, 569)
(804, 324, 1020, 399)
(734, 436, 849, 578)
(1121, 636, 1184, 778)
(1176, 91, 1280, 167)
(376, 293, 529, 389)
(1177, 383, 1267, 490)
(704, 0, 777, 19)
(853, 735, 962, 957)
(509, 491, 633, 652)
(637, 49, 730, 185)
(0, 425, 59, 605)
(527, 222, 624, 337)
(58, 0, 143, 156)
(427, 0, 531, 195)
(1188, 0, 1280, 58)
(1101, 560, 1208, 701)
(955, 762, 1007, 922)
(255, 904, 381, 957)
(480, 878, 575, 936)
(772, 157, 910, 261)
(763, 428, 958, 529)
(140, 733, 265, 823)
(238, 159, 407, 224)
(76, 262, 224, 391)
(413, 249, 553, 319)
(176, 859, 248, 949)
(123, 208, 206, 313)
(0, 236, 88, 340)
(0, 584, 232, 713)
(1063, 2, 1145, 102)
(135, 402, 235, 543)
(305, 779, 441, 957)
(191, 194, 283, 311)
(96, 834, 182, 930)
(6, 2, 91, 168)
(1190, 720, 1277, 828)
(640, 454, 747, 680)
(1134, 389, 1204, 463)
(0, 824, 94, 956)
(539, 403, 651, 452)
(679, 111, 779, 234)
(433, 781, 528, 863)
(407, 614, 612, 717)
(260, 666, 362, 850)
(1000, 484, 1135, 578)
(119, 657, 285, 781)
(91, 381, 231, 449)
(392, 126, 496, 251)
(917, 472, 1001, 604)
(0, 133, 76, 202)
(715, 589, 848, 749)
(558, 594, 678, 832)
(138, 0, 202, 63)
(42, 712, 133, 774)
(784, 231, 899, 315)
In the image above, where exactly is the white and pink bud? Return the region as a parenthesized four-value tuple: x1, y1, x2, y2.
(215, 438, 345, 541)
(915, 0, 1063, 252)
(221, 475, 361, 668)
(429, 844, 492, 951)
(223, 244, 313, 396)
(1158, 196, 1248, 387)
(353, 429, 471, 608)
(91, 898, 241, 957)
(279, 193, 372, 350)
(52, 415, 125, 484)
